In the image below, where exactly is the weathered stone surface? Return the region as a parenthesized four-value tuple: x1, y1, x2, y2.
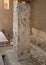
(0, 54, 4, 65)
(30, 28, 46, 52)
(13, 2, 46, 65)
(13, 3, 18, 50)
(5, 50, 20, 65)
(4, 49, 46, 65)
(18, 3, 31, 55)
(13, 2, 31, 58)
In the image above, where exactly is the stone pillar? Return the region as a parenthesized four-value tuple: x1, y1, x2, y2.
(13, 1, 31, 56)
(13, 1, 18, 52)
(18, 2, 31, 55)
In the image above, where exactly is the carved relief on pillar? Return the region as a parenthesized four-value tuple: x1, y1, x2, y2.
(18, 3, 31, 55)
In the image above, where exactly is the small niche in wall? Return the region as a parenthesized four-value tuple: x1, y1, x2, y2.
(4, 0, 9, 10)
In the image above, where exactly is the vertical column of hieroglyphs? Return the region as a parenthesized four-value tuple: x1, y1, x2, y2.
(13, 1, 18, 51)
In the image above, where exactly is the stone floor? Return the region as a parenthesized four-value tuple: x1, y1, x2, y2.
(0, 42, 46, 65)
(1, 44, 46, 65)
(3, 50, 40, 65)
(4, 49, 46, 65)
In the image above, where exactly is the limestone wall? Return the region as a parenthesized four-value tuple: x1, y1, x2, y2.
(0, 0, 13, 37)
(31, 0, 46, 33)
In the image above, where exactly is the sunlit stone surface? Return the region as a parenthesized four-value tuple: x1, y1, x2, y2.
(13, 2, 18, 51)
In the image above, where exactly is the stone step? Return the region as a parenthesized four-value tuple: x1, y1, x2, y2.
(0, 54, 4, 65)
(4, 50, 20, 65)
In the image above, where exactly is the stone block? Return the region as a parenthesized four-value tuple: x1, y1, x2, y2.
(0, 54, 4, 65)
(5, 50, 20, 65)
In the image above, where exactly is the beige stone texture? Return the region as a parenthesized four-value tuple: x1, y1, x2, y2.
(0, 0, 13, 37)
